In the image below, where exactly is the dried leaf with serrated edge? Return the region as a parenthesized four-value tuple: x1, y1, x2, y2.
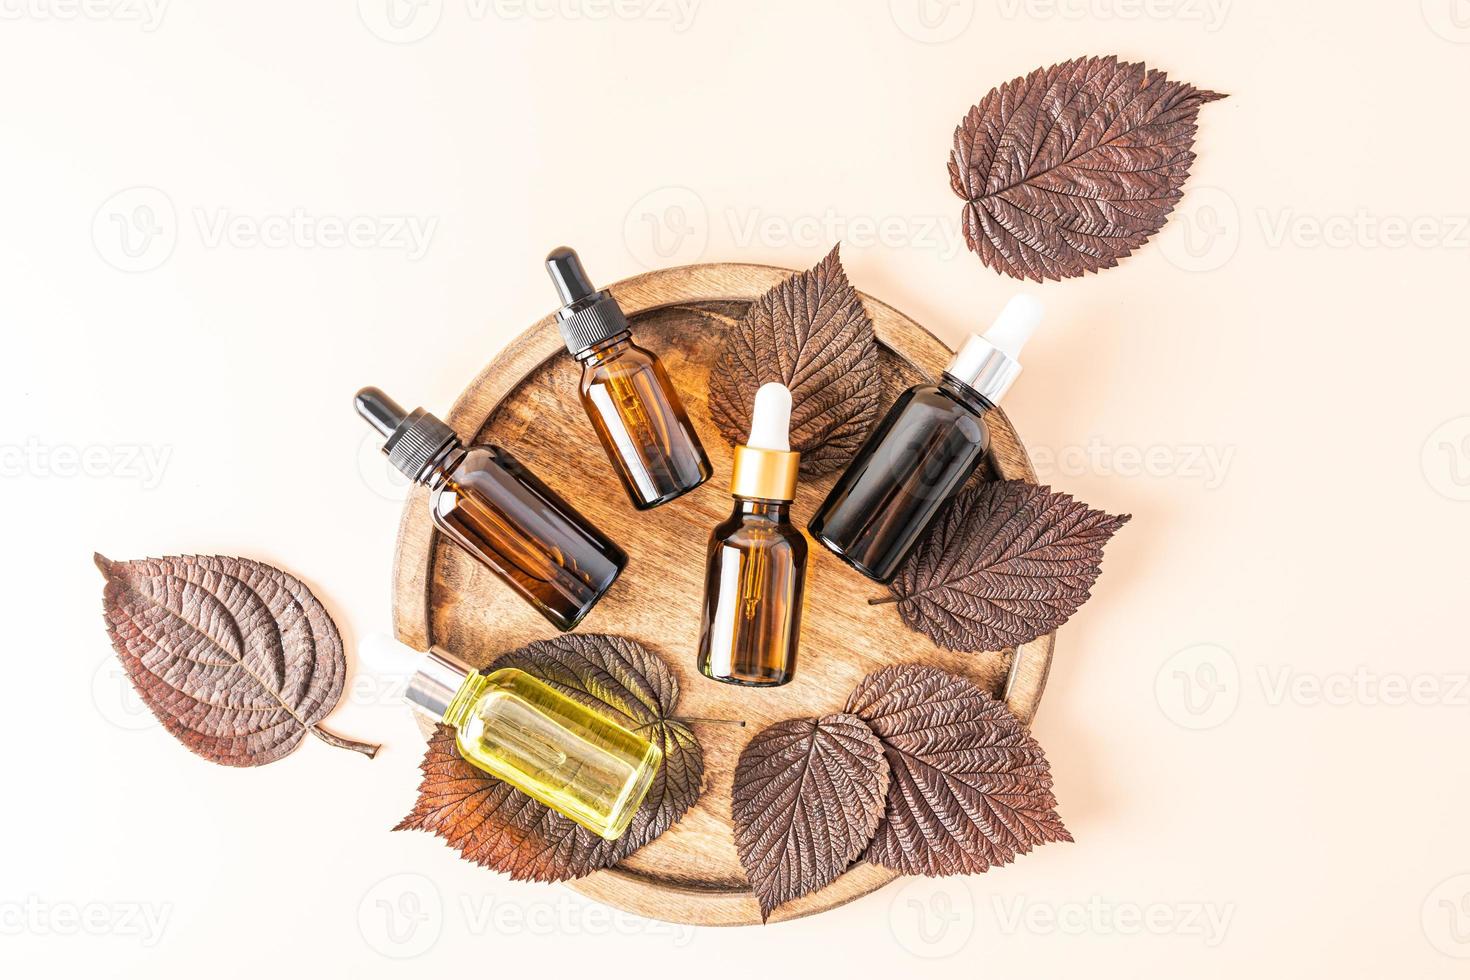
(394, 634, 704, 882)
(878, 480, 1129, 651)
(732, 714, 889, 921)
(707, 245, 880, 475)
(95, 553, 378, 766)
(847, 664, 1069, 876)
(950, 55, 1225, 282)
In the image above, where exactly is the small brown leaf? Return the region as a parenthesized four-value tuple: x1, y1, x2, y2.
(95, 553, 378, 766)
(847, 665, 1069, 876)
(731, 714, 889, 921)
(950, 55, 1225, 281)
(394, 634, 704, 882)
(707, 245, 880, 475)
(880, 480, 1129, 651)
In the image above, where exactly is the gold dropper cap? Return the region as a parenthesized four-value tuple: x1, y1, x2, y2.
(729, 383, 799, 501)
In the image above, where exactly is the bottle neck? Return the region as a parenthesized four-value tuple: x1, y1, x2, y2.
(421, 442, 468, 490)
(574, 330, 633, 364)
(442, 670, 490, 729)
(732, 497, 792, 520)
(938, 373, 997, 415)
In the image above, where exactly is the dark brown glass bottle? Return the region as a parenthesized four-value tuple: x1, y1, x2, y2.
(548, 247, 711, 509)
(697, 384, 806, 687)
(807, 377, 992, 583)
(809, 295, 1043, 582)
(356, 387, 624, 632)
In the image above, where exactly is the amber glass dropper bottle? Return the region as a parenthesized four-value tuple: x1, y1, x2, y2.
(355, 386, 625, 631)
(696, 383, 807, 687)
(401, 643, 662, 839)
(546, 247, 712, 510)
(808, 295, 1043, 582)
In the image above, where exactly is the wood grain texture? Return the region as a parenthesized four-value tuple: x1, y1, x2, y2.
(392, 262, 1054, 926)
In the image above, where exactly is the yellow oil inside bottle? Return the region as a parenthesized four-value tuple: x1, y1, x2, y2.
(443, 668, 662, 839)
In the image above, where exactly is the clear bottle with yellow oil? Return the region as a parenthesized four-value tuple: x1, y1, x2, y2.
(547, 246, 712, 509)
(696, 383, 808, 687)
(404, 646, 662, 839)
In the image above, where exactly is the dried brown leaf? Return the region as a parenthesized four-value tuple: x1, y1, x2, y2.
(880, 480, 1129, 651)
(707, 245, 880, 475)
(95, 553, 378, 766)
(950, 55, 1225, 281)
(394, 634, 704, 882)
(731, 714, 889, 921)
(846, 665, 1069, 876)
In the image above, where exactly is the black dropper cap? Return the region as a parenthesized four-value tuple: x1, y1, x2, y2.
(545, 246, 629, 357)
(354, 386, 459, 484)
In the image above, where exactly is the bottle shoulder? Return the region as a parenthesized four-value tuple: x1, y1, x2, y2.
(712, 509, 807, 554)
(884, 380, 992, 427)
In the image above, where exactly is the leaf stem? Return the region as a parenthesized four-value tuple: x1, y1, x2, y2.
(868, 595, 898, 606)
(310, 725, 381, 759)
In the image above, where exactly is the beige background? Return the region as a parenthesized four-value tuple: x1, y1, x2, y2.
(3, 1, 1468, 975)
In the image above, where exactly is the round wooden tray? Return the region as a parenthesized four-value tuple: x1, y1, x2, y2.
(392, 262, 1052, 926)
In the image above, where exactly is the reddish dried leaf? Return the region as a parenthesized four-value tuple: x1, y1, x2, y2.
(95, 553, 377, 766)
(950, 55, 1225, 281)
(847, 665, 1069, 876)
(707, 245, 881, 475)
(883, 480, 1130, 651)
(731, 714, 889, 921)
(394, 634, 703, 882)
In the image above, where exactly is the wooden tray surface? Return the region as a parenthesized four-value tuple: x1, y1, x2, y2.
(392, 262, 1053, 926)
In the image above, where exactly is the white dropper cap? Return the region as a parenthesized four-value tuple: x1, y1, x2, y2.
(944, 294, 1044, 404)
(747, 382, 792, 451)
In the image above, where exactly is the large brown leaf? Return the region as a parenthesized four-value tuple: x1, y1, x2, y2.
(394, 634, 704, 882)
(731, 714, 889, 921)
(95, 553, 378, 766)
(878, 480, 1129, 651)
(846, 665, 1069, 876)
(707, 245, 880, 475)
(950, 55, 1225, 281)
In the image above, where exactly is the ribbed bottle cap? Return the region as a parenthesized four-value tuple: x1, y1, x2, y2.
(546, 247, 629, 356)
(355, 387, 460, 484)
